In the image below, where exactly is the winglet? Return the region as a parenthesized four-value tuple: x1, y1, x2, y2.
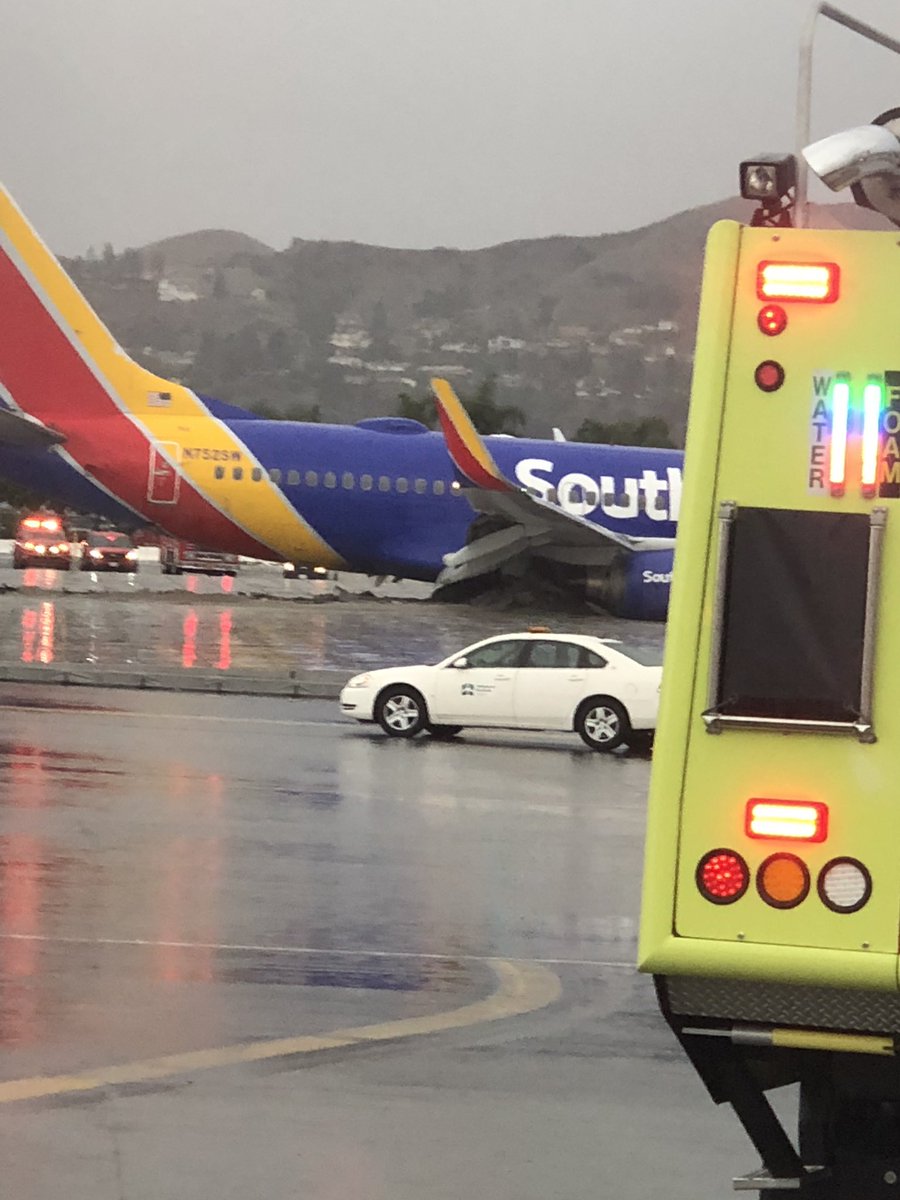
(430, 377, 513, 492)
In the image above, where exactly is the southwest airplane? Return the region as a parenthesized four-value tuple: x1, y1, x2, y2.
(0, 183, 682, 620)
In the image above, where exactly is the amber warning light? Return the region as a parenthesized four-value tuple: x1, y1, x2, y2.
(757, 261, 839, 303)
(746, 799, 828, 843)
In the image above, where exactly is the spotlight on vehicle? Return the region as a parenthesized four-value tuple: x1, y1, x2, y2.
(803, 108, 900, 227)
(739, 154, 797, 227)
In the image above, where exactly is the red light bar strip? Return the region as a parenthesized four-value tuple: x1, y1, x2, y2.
(757, 261, 839, 303)
(829, 380, 849, 494)
(861, 382, 882, 493)
(745, 799, 828, 843)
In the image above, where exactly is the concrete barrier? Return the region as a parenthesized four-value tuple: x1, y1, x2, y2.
(0, 662, 348, 699)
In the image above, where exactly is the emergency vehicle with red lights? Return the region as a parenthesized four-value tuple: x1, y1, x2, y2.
(158, 535, 238, 577)
(639, 98, 900, 1195)
(12, 512, 71, 569)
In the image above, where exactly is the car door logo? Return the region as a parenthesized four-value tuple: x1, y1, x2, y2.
(461, 682, 475, 696)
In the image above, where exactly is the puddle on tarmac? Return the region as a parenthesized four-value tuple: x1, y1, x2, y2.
(0, 571, 665, 675)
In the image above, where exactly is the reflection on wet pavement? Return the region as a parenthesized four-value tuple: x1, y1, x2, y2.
(0, 565, 664, 675)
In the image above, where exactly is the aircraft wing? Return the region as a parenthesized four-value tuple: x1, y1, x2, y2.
(0, 407, 65, 450)
(431, 377, 672, 586)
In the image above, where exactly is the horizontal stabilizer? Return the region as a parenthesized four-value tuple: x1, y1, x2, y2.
(0, 407, 65, 449)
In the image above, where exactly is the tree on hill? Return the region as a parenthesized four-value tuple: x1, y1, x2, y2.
(247, 399, 321, 422)
(394, 392, 437, 428)
(462, 375, 524, 435)
(574, 415, 676, 448)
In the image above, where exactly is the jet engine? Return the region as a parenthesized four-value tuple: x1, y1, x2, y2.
(582, 549, 673, 622)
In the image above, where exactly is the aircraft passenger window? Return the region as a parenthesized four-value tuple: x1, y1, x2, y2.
(617, 493, 628, 506)
(603, 492, 615, 505)
(581, 648, 608, 669)
(568, 485, 584, 505)
(232, 467, 243, 481)
(654, 494, 667, 511)
(547, 487, 558, 503)
(433, 481, 446, 496)
(288, 470, 301, 486)
(342, 472, 354, 490)
(324, 472, 337, 489)
(463, 640, 524, 669)
(585, 490, 598, 506)
(214, 466, 225, 480)
(415, 478, 427, 494)
(303, 470, 316, 486)
(637, 494, 647, 511)
(378, 476, 391, 492)
(361, 474, 373, 491)
(251, 468, 262, 482)
(396, 478, 409, 494)
(269, 468, 282, 484)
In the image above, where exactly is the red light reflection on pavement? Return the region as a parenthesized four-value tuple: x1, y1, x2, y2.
(0, 831, 46, 1044)
(182, 609, 199, 669)
(180, 608, 234, 670)
(217, 611, 232, 671)
(38, 602, 54, 664)
(23, 603, 55, 664)
(20, 609, 36, 663)
(154, 770, 223, 984)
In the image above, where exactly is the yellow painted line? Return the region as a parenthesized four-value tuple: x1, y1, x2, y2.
(0, 957, 560, 1105)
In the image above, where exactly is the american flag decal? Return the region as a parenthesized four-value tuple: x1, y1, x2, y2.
(147, 391, 172, 407)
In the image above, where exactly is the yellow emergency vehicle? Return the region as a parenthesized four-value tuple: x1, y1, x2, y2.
(638, 208, 900, 1193)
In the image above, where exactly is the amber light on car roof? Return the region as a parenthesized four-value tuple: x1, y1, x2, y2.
(757, 261, 839, 303)
(746, 799, 828, 843)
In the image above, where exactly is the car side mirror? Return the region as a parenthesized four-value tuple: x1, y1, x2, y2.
(452, 657, 469, 669)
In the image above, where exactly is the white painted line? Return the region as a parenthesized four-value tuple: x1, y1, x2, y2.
(0, 931, 632, 970)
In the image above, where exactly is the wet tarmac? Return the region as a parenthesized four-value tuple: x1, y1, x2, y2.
(0, 563, 665, 676)
(0, 685, 754, 1199)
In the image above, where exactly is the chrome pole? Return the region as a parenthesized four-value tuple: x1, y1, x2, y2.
(794, 2, 900, 228)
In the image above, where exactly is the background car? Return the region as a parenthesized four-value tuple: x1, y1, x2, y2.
(283, 562, 335, 580)
(340, 631, 661, 752)
(80, 530, 139, 571)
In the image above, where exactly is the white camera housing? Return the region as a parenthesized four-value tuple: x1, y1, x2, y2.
(802, 124, 900, 192)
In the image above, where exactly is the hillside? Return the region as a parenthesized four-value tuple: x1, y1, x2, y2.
(61, 197, 893, 443)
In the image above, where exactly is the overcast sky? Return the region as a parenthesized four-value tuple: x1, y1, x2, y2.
(2, 0, 900, 256)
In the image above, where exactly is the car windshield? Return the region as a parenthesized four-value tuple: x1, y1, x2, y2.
(88, 532, 131, 547)
(604, 641, 664, 667)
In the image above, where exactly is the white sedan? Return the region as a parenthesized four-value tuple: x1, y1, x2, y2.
(339, 631, 662, 752)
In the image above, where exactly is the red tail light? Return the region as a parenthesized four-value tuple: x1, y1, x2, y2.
(746, 799, 828, 843)
(757, 261, 839, 302)
(697, 849, 749, 904)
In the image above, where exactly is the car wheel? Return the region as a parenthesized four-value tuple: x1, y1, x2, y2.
(427, 724, 463, 740)
(575, 697, 631, 752)
(376, 686, 428, 738)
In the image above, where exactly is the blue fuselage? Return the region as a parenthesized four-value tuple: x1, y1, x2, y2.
(0, 415, 683, 583)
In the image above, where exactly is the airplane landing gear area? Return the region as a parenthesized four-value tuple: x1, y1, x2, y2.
(658, 978, 900, 1199)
